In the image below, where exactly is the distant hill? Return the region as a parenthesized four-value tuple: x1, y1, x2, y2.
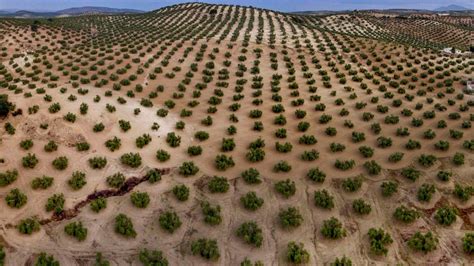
(13, 10, 57, 17)
(0, 6, 144, 17)
(57, 6, 144, 15)
(434, 4, 470, 11)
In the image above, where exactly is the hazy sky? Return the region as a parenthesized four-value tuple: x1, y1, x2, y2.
(0, 0, 473, 12)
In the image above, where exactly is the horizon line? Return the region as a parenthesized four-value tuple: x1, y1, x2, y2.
(1, 2, 473, 13)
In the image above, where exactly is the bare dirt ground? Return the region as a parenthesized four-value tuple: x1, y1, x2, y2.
(0, 3, 473, 265)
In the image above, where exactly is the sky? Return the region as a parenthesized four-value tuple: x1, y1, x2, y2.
(0, 0, 473, 12)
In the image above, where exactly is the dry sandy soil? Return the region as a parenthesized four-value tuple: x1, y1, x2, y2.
(0, 3, 473, 265)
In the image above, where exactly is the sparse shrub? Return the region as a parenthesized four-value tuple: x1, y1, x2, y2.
(201, 116, 213, 126)
(221, 138, 235, 152)
(276, 142, 293, 153)
(273, 160, 292, 172)
(214, 154, 234, 170)
(146, 169, 161, 183)
(279, 207, 303, 228)
(463, 139, 474, 150)
(201, 201, 222, 225)
(314, 189, 334, 209)
(462, 233, 474, 255)
(172, 184, 189, 201)
(52, 156, 68, 170)
(67, 171, 86, 190)
(401, 167, 421, 181)
(64, 221, 87, 241)
(166, 132, 181, 147)
(299, 134, 317, 145)
(115, 213, 136, 237)
(434, 140, 450, 151)
(240, 258, 263, 266)
(90, 197, 107, 212)
(319, 114, 332, 124)
(388, 152, 404, 162)
(88, 156, 107, 169)
(130, 192, 150, 208)
(159, 211, 181, 233)
(407, 232, 438, 253)
(0, 94, 12, 117)
(437, 170, 452, 182)
(236, 221, 263, 247)
(76, 142, 90, 151)
(381, 181, 398, 197)
(44, 141, 58, 152)
(45, 193, 65, 213)
(352, 199, 371, 215)
(246, 148, 265, 162)
(301, 149, 319, 161)
(208, 176, 229, 193)
(335, 159, 355, 170)
(364, 160, 382, 175)
(297, 121, 310, 132)
(227, 125, 237, 135)
(275, 179, 296, 198)
(434, 206, 457, 226)
(406, 139, 421, 150)
(48, 102, 61, 113)
(325, 127, 337, 136)
(63, 112, 76, 123)
(452, 152, 465, 166)
(22, 153, 38, 168)
(423, 129, 436, 139)
(139, 249, 168, 266)
(31, 176, 54, 190)
(249, 138, 265, 149)
(321, 217, 346, 239)
(342, 176, 362, 192)
(417, 184, 436, 202)
(241, 192, 264, 211)
(307, 168, 325, 183)
(0, 169, 17, 187)
(93, 123, 105, 132)
(35, 253, 59, 266)
(330, 142, 345, 153)
(5, 188, 27, 208)
(331, 256, 352, 266)
(17, 217, 40, 234)
(120, 152, 142, 168)
(359, 146, 374, 158)
(377, 136, 392, 148)
(453, 184, 473, 202)
(241, 168, 262, 184)
(191, 238, 220, 261)
(352, 132, 365, 143)
(107, 173, 125, 188)
(20, 139, 34, 150)
(118, 120, 131, 132)
(393, 205, 420, 223)
(156, 149, 170, 162)
(367, 228, 393, 256)
(418, 154, 437, 167)
(286, 242, 310, 264)
(186, 145, 202, 156)
(194, 131, 209, 141)
(136, 134, 152, 148)
(179, 161, 199, 176)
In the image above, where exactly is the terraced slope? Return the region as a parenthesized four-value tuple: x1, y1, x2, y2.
(0, 3, 473, 265)
(298, 12, 474, 51)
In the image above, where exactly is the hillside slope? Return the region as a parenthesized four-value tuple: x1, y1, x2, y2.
(0, 3, 473, 265)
